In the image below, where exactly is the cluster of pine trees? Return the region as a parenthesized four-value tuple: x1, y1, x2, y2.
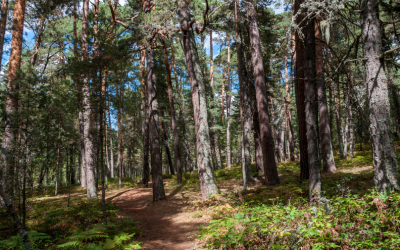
(0, 0, 399, 248)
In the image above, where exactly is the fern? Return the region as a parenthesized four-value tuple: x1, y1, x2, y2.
(0, 231, 52, 250)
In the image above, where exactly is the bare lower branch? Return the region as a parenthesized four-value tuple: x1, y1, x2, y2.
(379, 46, 400, 59)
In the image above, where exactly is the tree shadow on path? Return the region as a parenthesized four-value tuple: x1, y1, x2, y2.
(111, 180, 206, 250)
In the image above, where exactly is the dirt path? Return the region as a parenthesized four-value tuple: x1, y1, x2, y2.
(109, 181, 207, 250)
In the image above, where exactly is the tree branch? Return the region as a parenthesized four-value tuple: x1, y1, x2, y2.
(195, 0, 210, 34)
(379, 46, 400, 59)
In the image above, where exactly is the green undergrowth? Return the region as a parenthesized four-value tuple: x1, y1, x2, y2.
(199, 191, 400, 249)
(197, 147, 400, 249)
(0, 188, 141, 249)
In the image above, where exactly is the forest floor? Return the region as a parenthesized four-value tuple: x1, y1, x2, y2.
(3, 144, 400, 249)
(109, 180, 208, 250)
(109, 176, 266, 249)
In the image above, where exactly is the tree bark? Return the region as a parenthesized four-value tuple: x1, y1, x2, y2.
(361, 0, 398, 191)
(209, 31, 223, 170)
(107, 105, 114, 178)
(344, 72, 354, 158)
(284, 49, 295, 162)
(179, 4, 219, 199)
(325, 49, 334, 142)
(335, 73, 345, 158)
(0, 0, 8, 66)
(246, 0, 279, 185)
(161, 38, 181, 180)
(170, 40, 193, 173)
(140, 46, 150, 186)
(55, 118, 62, 196)
(100, 69, 107, 225)
(245, 48, 263, 172)
(235, 0, 254, 186)
(30, 16, 45, 66)
(304, 17, 321, 202)
(226, 38, 232, 170)
(294, 0, 309, 180)
(315, 19, 336, 173)
(82, 0, 97, 199)
(1, 0, 27, 195)
(387, 66, 400, 130)
(117, 83, 125, 188)
(162, 120, 175, 175)
(146, 48, 166, 201)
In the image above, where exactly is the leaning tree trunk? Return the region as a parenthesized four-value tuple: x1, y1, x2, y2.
(179, 4, 219, 199)
(315, 19, 336, 173)
(161, 38, 180, 180)
(146, 48, 166, 201)
(1, 0, 27, 196)
(246, 0, 279, 185)
(361, 0, 398, 191)
(304, 17, 321, 202)
(294, 0, 309, 180)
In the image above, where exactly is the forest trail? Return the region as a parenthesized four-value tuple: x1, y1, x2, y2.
(109, 180, 207, 250)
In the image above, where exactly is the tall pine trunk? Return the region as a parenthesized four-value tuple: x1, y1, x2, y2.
(226, 38, 232, 170)
(284, 49, 296, 162)
(161, 119, 175, 175)
(140, 46, 150, 186)
(235, 0, 254, 186)
(107, 106, 114, 178)
(1, 0, 27, 196)
(335, 75, 345, 158)
(82, 0, 97, 199)
(170, 40, 193, 173)
(209, 31, 222, 170)
(179, 4, 219, 199)
(361, 0, 398, 191)
(304, 17, 321, 202)
(161, 38, 180, 180)
(146, 48, 166, 201)
(294, 0, 309, 180)
(245, 48, 263, 172)
(315, 19, 336, 173)
(117, 84, 124, 188)
(246, 0, 279, 184)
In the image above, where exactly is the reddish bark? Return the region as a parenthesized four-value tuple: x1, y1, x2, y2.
(246, 1, 279, 185)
